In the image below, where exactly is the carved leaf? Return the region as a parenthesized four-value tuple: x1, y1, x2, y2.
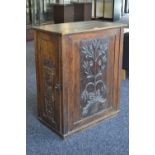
(80, 37, 109, 117)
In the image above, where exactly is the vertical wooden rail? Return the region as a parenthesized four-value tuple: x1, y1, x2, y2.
(103, 0, 105, 18)
(94, 0, 96, 19)
(28, 0, 32, 24)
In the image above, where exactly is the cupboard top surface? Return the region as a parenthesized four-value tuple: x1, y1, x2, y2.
(33, 21, 126, 35)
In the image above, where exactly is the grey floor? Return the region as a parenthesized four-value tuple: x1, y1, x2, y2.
(97, 13, 129, 28)
(26, 41, 129, 155)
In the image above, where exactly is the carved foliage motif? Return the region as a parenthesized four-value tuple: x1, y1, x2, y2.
(43, 59, 56, 124)
(80, 37, 109, 117)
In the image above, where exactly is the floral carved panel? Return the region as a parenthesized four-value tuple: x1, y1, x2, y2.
(80, 37, 109, 118)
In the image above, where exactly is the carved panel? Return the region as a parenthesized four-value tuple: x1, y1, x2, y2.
(80, 37, 109, 118)
(43, 59, 56, 124)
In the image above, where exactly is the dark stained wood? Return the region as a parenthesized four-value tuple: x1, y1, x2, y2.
(73, 2, 92, 21)
(53, 4, 74, 24)
(34, 31, 62, 134)
(94, 0, 97, 19)
(52, 3, 92, 24)
(33, 21, 125, 138)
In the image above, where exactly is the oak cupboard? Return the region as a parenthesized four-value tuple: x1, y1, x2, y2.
(33, 21, 125, 138)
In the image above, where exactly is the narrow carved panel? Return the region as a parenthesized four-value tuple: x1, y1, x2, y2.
(43, 59, 56, 124)
(80, 37, 109, 118)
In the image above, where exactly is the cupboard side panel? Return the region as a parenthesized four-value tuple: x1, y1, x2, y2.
(34, 31, 62, 132)
(113, 28, 124, 111)
(116, 28, 124, 110)
(34, 31, 42, 118)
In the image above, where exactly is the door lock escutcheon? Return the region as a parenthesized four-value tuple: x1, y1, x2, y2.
(54, 83, 62, 91)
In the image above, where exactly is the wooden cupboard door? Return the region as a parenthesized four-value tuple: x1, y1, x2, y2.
(79, 37, 111, 118)
(35, 32, 61, 131)
(63, 28, 121, 131)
